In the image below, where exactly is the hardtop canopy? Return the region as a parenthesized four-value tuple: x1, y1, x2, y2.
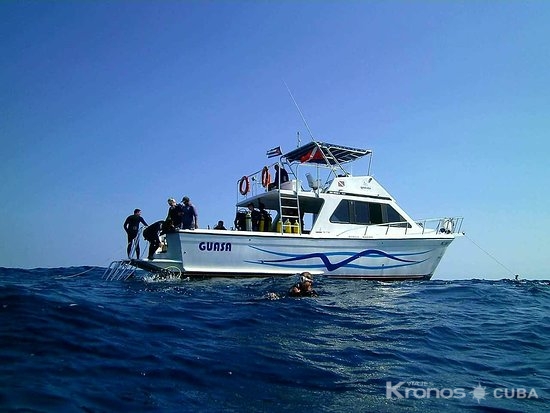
(283, 141, 371, 166)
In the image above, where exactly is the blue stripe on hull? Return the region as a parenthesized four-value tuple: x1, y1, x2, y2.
(246, 246, 432, 272)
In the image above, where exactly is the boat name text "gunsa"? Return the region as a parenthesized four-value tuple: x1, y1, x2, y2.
(198, 242, 232, 252)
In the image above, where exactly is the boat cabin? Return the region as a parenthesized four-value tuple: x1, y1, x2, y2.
(234, 141, 420, 237)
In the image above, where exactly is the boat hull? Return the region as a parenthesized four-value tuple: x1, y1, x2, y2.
(147, 230, 454, 280)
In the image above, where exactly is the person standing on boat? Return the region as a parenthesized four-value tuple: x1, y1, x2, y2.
(247, 203, 261, 231)
(268, 164, 289, 190)
(259, 202, 271, 231)
(181, 196, 199, 230)
(143, 220, 165, 260)
(166, 198, 183, 230)
(123, 209, 148, 259)
(214, 220, 226, 230)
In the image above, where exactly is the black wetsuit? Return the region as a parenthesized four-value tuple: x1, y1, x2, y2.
(279, 168, 289, 185)
(124, 214, 148, 258)
(167, 204, 184, 229)
(251, 209, 261, 231)
(259, 208, 271, 232)
(143, 220, 165, 260)
(288, 283, 318, 297)
(269, 167, 289, 190)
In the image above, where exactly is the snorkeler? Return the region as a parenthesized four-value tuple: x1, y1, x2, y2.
(288, 272, 318, 297)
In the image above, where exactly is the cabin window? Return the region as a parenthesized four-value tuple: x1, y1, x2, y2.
(355, 201, 369, 225)
(330, 200, 408, 226)
(369, 203, 383, 224)
(330, 200, 351, 223)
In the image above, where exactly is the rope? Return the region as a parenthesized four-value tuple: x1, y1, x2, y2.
(60, 267, 97, 278)
(58, 238, 135, 279)
(55, 224, 153, 280)
(464, 234, 517, 277)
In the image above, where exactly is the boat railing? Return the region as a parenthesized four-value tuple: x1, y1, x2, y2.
(237, 162, 280, 198)
(237, 161, 306, 199)
(129, 227, 144, 258)
(237, 168, 266, 199)
(363, 216, 464, 236)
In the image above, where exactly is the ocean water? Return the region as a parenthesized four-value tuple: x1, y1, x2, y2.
(0, 267, 548, 413)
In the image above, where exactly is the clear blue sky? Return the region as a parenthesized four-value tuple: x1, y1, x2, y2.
(1, 1, 548, 280)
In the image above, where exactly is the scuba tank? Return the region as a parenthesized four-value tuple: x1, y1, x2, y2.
(283, 219, 291, 233)
(245, 211, 252, 231)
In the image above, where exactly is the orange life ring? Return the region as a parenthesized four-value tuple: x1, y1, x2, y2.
(261, 166, 271, 188)
(239, 176, 250, 195)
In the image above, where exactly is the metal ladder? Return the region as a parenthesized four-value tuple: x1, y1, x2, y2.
(278, 187, 301, 234)
(103, 260, 136, 281)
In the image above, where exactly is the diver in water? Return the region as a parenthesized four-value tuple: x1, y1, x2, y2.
(288, 272, 318, 297)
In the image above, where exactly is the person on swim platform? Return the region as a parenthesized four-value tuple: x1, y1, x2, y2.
(143, 220, 166, 260)
(123, 208, 148, 259)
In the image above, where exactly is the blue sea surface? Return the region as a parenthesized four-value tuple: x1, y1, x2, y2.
(0, 267, 548, 412)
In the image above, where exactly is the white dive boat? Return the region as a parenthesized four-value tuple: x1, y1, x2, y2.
(106, 141, 463, 280)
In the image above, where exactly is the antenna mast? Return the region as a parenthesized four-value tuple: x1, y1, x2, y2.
(284, 81, 315, 141)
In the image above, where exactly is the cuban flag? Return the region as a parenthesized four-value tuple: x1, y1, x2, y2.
(266, 146, 282, 158)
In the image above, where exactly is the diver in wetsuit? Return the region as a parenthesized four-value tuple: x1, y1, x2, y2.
(142, 220, 165, 260)
(123, 209, 148, 259)
(166, 198, 183, 230)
